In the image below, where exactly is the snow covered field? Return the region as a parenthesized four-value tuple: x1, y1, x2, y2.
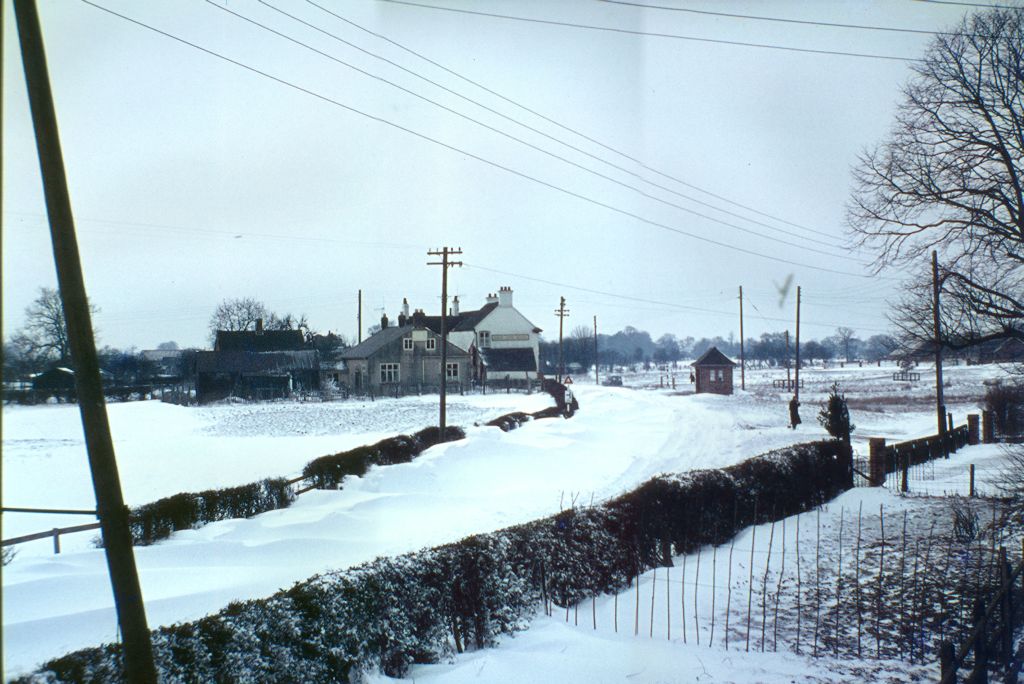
(1, 363, 1008, 680)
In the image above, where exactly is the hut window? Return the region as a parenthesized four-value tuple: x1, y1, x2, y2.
(426, 338, 437, 350)
(380, 363, 400, 383)
(403, 338, 413, 350)
(446, 362, 459, 379)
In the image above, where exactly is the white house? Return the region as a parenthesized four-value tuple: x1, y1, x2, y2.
(397, 287, 542, 386)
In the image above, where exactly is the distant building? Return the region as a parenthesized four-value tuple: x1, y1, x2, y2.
(691, 346, 736, 395)
(194, 318, 319, 403)
(340, 311, 470, 394)
(399, 286, 542, 387)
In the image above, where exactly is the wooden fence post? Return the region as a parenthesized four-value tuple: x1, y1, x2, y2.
(967, 414, 980, 446)
(970, 465, 976, 498)
(869, 438, 887, 487)
(901, 450, 910, 493)
(981, 410, 995, 444)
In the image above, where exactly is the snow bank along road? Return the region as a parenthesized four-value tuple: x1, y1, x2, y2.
(1, 367, 994, 677)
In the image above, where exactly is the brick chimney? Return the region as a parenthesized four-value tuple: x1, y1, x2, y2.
(256, 318, 264, 333)
(451, 296, 460, 316)
(486, 292, 498, 305)
(498, 286, 513, 308)
(381, 312, 389, 330)
(412, 309, 426, 327)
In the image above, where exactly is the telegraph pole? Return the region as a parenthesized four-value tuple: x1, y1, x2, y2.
(428, 247, 463, 440)
(13, 1, 157, 680)
(555, 297, 569, 382)
(593, 315, 599, 385)
(794, 286, 801, 405)
(738, 286, 745, 391)
(357, 289, 362, 344)
(932, 251, 947, 451)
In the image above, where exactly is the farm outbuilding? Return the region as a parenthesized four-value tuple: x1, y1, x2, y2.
(691, 347, 737, 395)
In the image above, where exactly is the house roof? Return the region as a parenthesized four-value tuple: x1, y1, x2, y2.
(195, 350, 319, 374)
(214, 329, 307, 352)
(340, 325, 470, 360)
(340, 325, 409, 359)
(481, 347, 537, 373)
(420, 302, 500, 335)
(691, 346, 736, 367)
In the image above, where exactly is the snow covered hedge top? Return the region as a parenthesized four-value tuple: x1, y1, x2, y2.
(22, 440, 851, 683)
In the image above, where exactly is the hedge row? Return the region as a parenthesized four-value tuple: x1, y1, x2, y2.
(27, 440, 852, 683)
(301, 426, 467, 490)
(128, 479, 294, 546)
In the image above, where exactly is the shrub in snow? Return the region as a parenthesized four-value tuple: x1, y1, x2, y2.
(127, 478, 294, 546)
(817, 381, 855, 443)
(22, 440, 852, 683)
(485, 411, 532, 431)
(302, 426, 466, 489)
(985, 380, 1024, 438)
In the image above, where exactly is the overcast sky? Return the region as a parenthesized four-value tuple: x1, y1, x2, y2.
(2, 0, 987, 350)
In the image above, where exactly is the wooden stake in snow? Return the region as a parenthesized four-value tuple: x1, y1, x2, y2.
(635, 573, 640, 637)
(710, 543, 718, 647)
(814, 507, 821, 658)
(650, 566, 657, 638)
(695, 544, 702, 645)
(877, 504, 885, 659)
(747, 500, 758, 653)
(835, 506, 844, 657)
(682, 551, 688, 644)
(761, 516, 776, 652)
(593, 595, 596, 630)
(898, 510, 908, 660)
(725, 534, 734, 650)
(774, 517, 786, 652)
(614, 590, 618, 633)
(666, 564, 671, 641)
(796, 512, 802, 655)
(855, 501, 863, 657)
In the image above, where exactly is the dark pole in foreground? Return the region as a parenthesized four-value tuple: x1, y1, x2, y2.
(428, 247, 462, 440)
(932, 251, 947, 453)
(795, 286, 801, 405)
(593, 315, 598, 386)
(13, 1, 157, 680)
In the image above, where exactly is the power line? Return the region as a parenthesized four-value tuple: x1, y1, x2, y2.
(598, 0, 961, 36)
(212, 0, 851, 259)
(77, 0, 876, 279)
(377, 0, 919, 62)
(310, 0, 839, 242)
(260, 0, 845, 252)
(463, 262, 893, 333)
(913, 0, 1020, 9)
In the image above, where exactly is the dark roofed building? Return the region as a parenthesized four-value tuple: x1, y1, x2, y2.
(197, 319, 319, 403)
(340, 317, 470, 395)
(691, 346, 737, 395)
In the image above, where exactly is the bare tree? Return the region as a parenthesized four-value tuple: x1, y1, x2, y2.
(208, 297, 269, 342)
(13, 287, 98, 365)
(834, 327, 857, 362)
(848, 7, 1023, 349)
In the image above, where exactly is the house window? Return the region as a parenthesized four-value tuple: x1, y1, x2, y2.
(426, 338, 437, 351)
(403, 338, 413, 351)
(379, 363, 400, 383)
(478, 331, 490, 348)
(446, 362, 459, 379)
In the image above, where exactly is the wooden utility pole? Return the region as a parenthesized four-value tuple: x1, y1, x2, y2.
(795, 286, 801, 405)
(428, 247, 462, 440)
(13, 1, 157, 680)
(555, 297, 569, 382)
(785, 330, 791, 385)
(593, 315, 599, 385)
(357, 289, 362, 344)
(739, 286, 745, 391)
(932, 251, 947, 451)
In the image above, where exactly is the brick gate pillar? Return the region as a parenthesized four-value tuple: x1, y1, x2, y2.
(967, 413, 980, 446)
(868, 437, 887, 487)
